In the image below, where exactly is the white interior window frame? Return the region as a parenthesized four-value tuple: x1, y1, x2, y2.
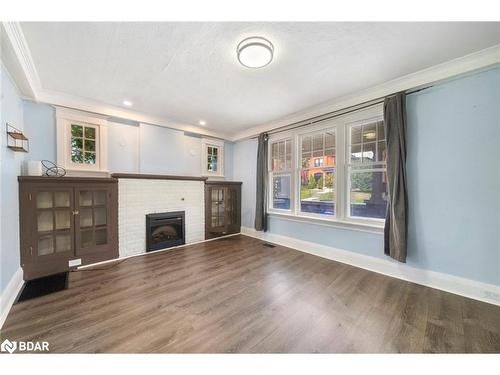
(267, 104, 386, 232)
(55, 107, 108, 175)
(267, 133, 295, 214)
(296, 123, 338, 221)
(345, 114, 387, 225)
(201, 138, 224, 177)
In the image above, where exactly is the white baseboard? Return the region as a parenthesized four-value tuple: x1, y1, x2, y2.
(241, 226, 500, 306)
(0, 267, 24, 329)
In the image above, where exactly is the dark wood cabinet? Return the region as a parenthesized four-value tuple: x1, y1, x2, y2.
(18, 177, 118, 280)
(205, 181, 242, 239)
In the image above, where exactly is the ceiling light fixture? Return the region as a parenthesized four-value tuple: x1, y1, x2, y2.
(237, 37, 274, 69)
(364, 132, 377, 140)
(123, 100, 133, 107)
(199, 120, 206, 126)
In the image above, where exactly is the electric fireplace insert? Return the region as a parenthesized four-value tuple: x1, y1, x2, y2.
(145, 211, 185, 252)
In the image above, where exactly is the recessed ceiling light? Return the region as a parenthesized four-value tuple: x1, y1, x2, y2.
(237, 37, 274, 69)
(199, 120, 206, 126)
(123, 100, 133, 107)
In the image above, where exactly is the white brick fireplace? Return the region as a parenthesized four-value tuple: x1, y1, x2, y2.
(116, 177, 205, 257)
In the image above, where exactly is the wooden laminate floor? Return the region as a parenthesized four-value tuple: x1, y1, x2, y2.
(1, 235, 499, 353)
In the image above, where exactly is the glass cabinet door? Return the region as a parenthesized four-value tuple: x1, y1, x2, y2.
(226, 186, 241, 233)
(75, 188, 109, 255)
(227, 187, 238, 226)
(210, 187, 226, 231)
(34, 189, 74, 258)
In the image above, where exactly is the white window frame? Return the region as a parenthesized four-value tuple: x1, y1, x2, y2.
(296, 124, 337, 220)
(345, 116, 387, 226)
(201, 138, 224, 177)
(56, 107, 108, 175)
(267, 134, 294, 213)
(267, 104, 385, 232)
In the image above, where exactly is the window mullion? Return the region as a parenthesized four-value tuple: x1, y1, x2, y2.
(294, 134, 299, 216)
(337, 124, 345, 220)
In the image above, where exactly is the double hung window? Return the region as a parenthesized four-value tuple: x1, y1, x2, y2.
(267, 105, 387, 227)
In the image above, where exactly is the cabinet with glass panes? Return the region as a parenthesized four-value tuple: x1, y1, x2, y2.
(204, 181, 242, 239)
(18, 176, 118, 280)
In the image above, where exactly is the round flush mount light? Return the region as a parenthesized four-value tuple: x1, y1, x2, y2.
(123, 100, 133, 107)
(237, 37, 274, 69)
(199, 120, 206, 126)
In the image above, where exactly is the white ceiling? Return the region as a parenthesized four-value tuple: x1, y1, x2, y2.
(20, 22, 500, 135)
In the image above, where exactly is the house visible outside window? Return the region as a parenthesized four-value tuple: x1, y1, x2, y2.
(56, 107, 108, 175)
(313, 158, 324, 167)
(201, 138, 224, 177)
(299, 130, 336, 216)
(267, 104, 387, 228)
(269, 138, 292, 210)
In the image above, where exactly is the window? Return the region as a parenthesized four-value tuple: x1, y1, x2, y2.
(201, 138, 224, 177)
(56, 107, 108, 174)
(347, 119, 388, 220)
(299, 130, 336, 216)
(207, 145, 218, 173)
(267, 105, 386, 227)
(70, 124, 97, 165)
(269, 138, 292, 210)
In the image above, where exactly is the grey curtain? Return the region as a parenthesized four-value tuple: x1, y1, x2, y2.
(255, 133, 268, 231)
(383, 93, 408, 263)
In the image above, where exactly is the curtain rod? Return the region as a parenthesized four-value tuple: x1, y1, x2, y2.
(258, 85, 432, 138)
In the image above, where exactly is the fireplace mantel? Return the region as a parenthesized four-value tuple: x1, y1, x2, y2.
(111, 173, 208, 181)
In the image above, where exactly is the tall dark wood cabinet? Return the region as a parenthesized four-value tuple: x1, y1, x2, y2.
(205, 181, 242, 239)
(18, 177, 118, 280)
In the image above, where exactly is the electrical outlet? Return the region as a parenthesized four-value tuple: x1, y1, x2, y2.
(69, 258, 82, 267)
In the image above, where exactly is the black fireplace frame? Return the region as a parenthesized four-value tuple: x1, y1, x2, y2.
(145, 211, 185, 252)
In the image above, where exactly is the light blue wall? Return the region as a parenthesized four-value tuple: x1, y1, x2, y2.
(234, 67, 500, 286)
(405, 67, 500, 284)
(233, 138, 258, 228)
(23, 100, 56, 163)
(22, 101, 235, 178)
(0, 66, 25, 293)
(139, 123, 202, 175)
(107, 121, 139, 173)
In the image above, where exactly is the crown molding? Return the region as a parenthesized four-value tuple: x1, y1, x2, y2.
(37, 89, 228, 139)
(1, 21, 230, 140)
(4, 20, 499, 142)
(230, 43, 500, 141)
(2, 21, 41, 98)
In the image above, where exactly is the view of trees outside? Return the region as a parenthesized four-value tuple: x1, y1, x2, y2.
(299, 131, 336, 215)
(300, 168, 335, 215)
(350, 171, 373, 205)
(348, 120, 387, 219)
(271, 121, 387, 219)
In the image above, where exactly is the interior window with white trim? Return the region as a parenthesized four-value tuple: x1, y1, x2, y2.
(270, 138, 292, 210)
(347, 118, 388, 220)
(299, 129, 336, 216)
(201, 138, 224, 177)
(70, 123, 98, 165)
(56, 107, 108, 174)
